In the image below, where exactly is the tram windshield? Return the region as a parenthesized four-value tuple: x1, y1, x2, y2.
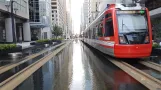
(117, 10, 148, 33)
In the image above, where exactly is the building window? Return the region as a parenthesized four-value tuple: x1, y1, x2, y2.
(52, 2, 57, 5)
(52, 7, 57, 9)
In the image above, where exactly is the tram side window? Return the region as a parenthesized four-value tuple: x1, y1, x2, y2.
(105, 14, 112, 18)
(88, 31, 90, 38)
(92, 28, 96, 39)
(96, 26, 98, 37)
(89, 30, 91, 39)
(86, 32, 88, 38)
(98, 24, 103, 37)
(90, 29, 93, 39)
(105, 19, 114, 37)
(88, 30, 90, 39)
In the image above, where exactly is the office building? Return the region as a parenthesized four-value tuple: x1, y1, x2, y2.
(0, 0, 31, 42)
(29, 0, 52, 40)
(66, 0, 72, 38)
(51, 0, 67, 38)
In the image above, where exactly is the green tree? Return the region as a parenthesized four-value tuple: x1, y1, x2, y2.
(52, 25, 63, 38)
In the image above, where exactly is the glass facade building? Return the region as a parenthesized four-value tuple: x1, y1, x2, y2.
(0, 0, 31, 42)
(0, 0, 28, 13)
(29, 0, 52, 40)
(29, 0, 40, 22)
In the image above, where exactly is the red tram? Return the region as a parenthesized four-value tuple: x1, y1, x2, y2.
(82, 3, 152, 58)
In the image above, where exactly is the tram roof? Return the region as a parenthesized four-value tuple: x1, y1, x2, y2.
(84, 8, 107, 33)
(84, 3, 145, 33)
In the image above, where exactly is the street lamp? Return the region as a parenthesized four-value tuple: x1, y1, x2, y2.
(14, 8, 18, 14)
(5, 0, 17, 43)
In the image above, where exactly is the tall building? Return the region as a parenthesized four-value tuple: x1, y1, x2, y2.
(0, 0, 31, 42)
(81, 0, 89, 32)
(51, 0, 67, 36)
(81, 0, 100, 32)
(29, 0, 52, 40)
(66, 0, 72, 39)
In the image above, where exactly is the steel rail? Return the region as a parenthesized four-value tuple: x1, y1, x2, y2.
(82, 40, 161, 90)
(109, 58, 161, 90)
(0, 41, 71, 90)
(139, 61, 161, 72)
(0, 42, 65, 74)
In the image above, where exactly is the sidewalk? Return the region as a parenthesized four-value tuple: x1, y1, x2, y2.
(17, 41, 35, 49)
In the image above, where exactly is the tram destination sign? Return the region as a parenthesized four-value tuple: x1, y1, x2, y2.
(117, 10, 145, 14)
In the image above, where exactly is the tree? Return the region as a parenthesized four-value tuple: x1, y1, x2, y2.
(52, 25, 63, 38)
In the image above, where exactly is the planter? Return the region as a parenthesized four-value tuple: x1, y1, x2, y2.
(30, 42, 36, 45)
(57, 40, 62, 44)
(48, 40, 53, 45)
(0, 45, 22, 55)
(8, 52, 23, 59)
(44, 44, 50, 47)
(151, 47, 161, 55)
(51, 40, 62, 43)
(35, 40, 53, 45)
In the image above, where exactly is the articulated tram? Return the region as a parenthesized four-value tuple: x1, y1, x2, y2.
(82, 3, 152, 58)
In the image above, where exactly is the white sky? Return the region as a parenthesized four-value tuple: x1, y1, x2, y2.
(71, 0, 84, 34)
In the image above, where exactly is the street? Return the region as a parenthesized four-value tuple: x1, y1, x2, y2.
(14, 40, 148, 90)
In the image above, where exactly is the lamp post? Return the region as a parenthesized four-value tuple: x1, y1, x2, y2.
(14, 8, 18, 14)
(5, 0, 17, 43)
(11, 0, 17, 43)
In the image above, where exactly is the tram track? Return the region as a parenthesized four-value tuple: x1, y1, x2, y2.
(83, 41, 161, 90)
(107, 57, 161, 90)
(0, 42, 65, 75)
(0, 41, 71, 90)
(139, 61, 161, 72)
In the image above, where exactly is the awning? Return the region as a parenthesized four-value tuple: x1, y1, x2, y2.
(30, 22, 49, 29)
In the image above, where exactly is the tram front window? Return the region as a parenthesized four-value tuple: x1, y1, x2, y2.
(117, 12, 148, 33)
(117, 10, 149, 44)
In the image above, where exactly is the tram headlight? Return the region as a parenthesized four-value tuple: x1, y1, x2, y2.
(144, 35, 150, 44)
(119, 36, 126, 44)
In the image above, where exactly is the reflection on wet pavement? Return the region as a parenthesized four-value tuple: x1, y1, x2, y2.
(0, 45, 46, 66)
(150, 56, 161, 64)
(70, 40, 92, 90)
(15, 40, 149, 90)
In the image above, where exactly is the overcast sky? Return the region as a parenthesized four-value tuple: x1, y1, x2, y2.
(71, 0, 84, 34)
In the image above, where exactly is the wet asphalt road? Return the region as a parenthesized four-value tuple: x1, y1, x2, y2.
(15, 40, 149, 90)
